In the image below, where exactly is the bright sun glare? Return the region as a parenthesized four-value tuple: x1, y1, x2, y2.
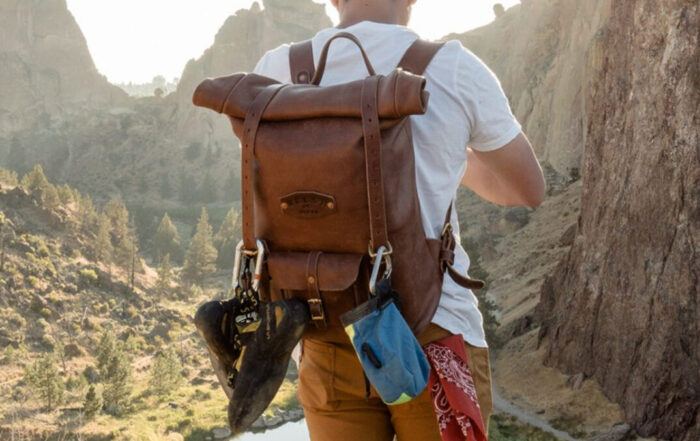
(66, 0, 520, 84)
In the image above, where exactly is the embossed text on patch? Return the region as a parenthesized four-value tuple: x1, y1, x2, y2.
(280, 191, 337, 219)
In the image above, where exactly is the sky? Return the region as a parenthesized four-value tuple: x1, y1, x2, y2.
(66, 0, 520, 85)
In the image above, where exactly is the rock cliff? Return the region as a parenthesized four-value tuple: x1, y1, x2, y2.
(536, 1, 700, 440)
(174, 0, 331, 147)
(452, 0, 611, 177)
(0, 0, 126, 135)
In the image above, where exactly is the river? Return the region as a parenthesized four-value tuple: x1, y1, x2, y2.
(234, 420, 310, 441)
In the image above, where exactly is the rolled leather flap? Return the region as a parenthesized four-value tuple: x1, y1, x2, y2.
(192, 70, 429, 120)
(267, 252, 365, 291)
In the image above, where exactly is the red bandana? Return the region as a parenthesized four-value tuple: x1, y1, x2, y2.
(424, 335, 487, 441)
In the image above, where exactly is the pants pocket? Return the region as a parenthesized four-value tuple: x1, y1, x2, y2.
(297, 338, 338, 411)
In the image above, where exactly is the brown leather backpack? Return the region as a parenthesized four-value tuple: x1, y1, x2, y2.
(193, 33, 483, 343)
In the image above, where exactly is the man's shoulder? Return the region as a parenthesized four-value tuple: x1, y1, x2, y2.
(253, 44, 292, 81)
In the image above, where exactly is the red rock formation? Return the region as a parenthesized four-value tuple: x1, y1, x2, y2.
(536, 1, 699, 440)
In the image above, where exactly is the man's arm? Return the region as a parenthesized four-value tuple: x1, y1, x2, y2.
(461, 132, 546, 208)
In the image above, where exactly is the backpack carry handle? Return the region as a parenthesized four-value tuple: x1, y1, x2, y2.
(311, 32, 376, 85)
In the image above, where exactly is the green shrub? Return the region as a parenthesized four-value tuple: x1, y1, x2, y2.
(46, 291, 61, 304)
(39, 307, 52, 319)
(79, 269, 99, 285)
(26, 275, 40, 288)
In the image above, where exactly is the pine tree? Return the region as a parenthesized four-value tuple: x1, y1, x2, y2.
(156, 253, 172, 295)
(96, 330, 118, 378)
(102, 346, 133, 415)
(148, 346, 183, 399)
(214, 208, 241, 270)
(94, 213, 113, 267)
(24, 353, 65, 411)
(0, 166, 19, 188)
(115, 233, 137, 288)
(153, 213, 181, 263)
(103, 200, 129, 243)
(77, 193, 98, 234)
(20, 164, 60, 209)
(1, 221, 15, 273)
(42, 184, 61, 210)
(83, 384, 102, 418)
(21, 164, 50, 194)
(181, 208, 217, 286)
(97, 330, 133, 415)
(56, 184, 75, 206)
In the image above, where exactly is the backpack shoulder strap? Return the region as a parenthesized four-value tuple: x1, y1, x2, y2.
(289, 39, 315, 84)
(397, 39, 445, 75)
(290, 38, 443, 83)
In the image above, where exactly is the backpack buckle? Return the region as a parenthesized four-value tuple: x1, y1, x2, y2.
(307, 298, 326, 328)
(231, 239, 266, 292)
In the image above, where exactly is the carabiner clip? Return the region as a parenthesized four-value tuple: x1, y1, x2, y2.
(231, 239, 266, 292)
(369, 245, 392, 296)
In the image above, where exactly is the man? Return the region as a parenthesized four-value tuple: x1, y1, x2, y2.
(252, 0, 545, 439)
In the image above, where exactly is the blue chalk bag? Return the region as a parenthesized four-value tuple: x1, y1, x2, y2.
(340, 247, 430, 405)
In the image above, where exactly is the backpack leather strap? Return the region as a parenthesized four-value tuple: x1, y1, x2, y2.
(289, 40, 315, 84)
(241, 84, 286, 250)
(289, 37, 444, 84)
(398, 39, 445, 76)
(439, 203, 485, 290)
(361, 75, 390, 253)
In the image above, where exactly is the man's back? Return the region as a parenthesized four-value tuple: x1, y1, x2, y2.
(254, 20, 522, 348)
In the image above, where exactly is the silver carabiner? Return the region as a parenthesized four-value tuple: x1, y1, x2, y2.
(369, 245, 392, 295)
(231, 239, 266, 292)
(231, 240, 246, 289)
(251, 239, 265, 292)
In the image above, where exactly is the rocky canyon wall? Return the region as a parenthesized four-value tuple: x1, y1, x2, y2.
(453, 0, 611, 178)
(174, 0, 331, 148)
(536, 1, 699, 440)
(0, 0, 126, 135)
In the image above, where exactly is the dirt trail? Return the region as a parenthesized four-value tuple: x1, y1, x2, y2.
(493, 388, 581, 441)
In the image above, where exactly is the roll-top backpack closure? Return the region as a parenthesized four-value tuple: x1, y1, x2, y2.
(192, 70, 429, 121)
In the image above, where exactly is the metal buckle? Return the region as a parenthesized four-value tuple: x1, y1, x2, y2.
(441, 222, 453, 239)
(368, 245, 392, 295)
(307, 299, 325, 321)
(231, 239, 266, 292)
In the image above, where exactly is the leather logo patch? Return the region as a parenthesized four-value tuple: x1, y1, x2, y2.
(280, 191, 337, 219)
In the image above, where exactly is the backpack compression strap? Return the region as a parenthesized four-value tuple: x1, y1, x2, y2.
(288, 37, 445, 84)
(290, 40, 315, 84)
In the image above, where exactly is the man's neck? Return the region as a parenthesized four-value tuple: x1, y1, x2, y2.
(337, 12, 402, 29)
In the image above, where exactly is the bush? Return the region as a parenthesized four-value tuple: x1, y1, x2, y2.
(79, 269, 99, 285)
(26, 275, 40, 288)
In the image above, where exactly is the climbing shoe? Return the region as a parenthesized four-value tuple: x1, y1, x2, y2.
(194, 288, 260, 399)
(228, 299, 310, 433)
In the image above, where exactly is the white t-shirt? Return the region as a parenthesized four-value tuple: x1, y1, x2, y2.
(254, 21, 521, 348)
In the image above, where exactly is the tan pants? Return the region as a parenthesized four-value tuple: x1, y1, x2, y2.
(297, 324, 493, 441)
